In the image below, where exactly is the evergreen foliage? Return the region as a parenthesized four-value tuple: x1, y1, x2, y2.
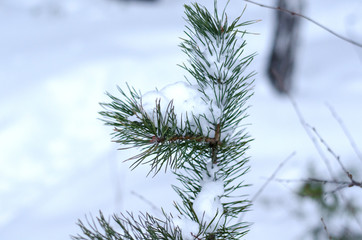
(73, 1, 256, 239)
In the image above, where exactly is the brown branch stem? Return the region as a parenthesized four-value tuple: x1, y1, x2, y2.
(211, 124, 221, 164)
(150, 135, 221, 145)
(112, 127, 222, 146)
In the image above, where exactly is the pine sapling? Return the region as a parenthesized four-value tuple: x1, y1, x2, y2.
(72, 1, 256, 239)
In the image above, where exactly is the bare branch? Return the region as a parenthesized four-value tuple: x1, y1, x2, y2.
(288, 95, 335, 179)
(251, 151, 296, 202)
(244, 0, 362, 48)
(131, 191, 162, 215)
(306, 124, 362, 191)
(288, 96, 362, 229)
(289, 100, 362, 190)
(308, 177, 349, 187)
(274, 177, 362, 190)
(306, 124, 351, 178)
(236, 152, 296, 223)
(327, 103, 362, 163)
(321, 217, 333, 240)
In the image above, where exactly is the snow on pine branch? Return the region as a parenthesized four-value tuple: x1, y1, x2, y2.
(96, 2, 254, 239)
(174, 162, 225, 239)
(193, 162, 225, 230)
(128, 81, 222, 137)
(190, 31, 245, 86)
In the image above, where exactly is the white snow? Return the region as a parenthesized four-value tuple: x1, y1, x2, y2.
(189, 23, 246, 87)
(193, 176, 225, 231)
(174, 163, 224, 237)
(201, 34, 237, 83)
(127, 114, 142, 123)
(173, 216, 199, 240)
(1, 0, 362, 239)
(140, 81, 221, 135)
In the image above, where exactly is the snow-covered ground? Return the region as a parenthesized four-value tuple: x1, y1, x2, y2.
(1, 0, 361, 239)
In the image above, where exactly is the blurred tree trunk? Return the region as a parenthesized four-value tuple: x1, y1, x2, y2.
(267, 0, 303, 94)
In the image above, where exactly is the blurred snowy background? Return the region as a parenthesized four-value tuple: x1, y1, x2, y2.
(1, 0, 362, 239)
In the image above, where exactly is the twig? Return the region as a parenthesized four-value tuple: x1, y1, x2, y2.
(321, 217, 333, 240)
(326, 103, 362, 163)
(114, 127, 221, 146)
(288, 93, 362, 190)
(306, 124, 362, 190)
(306, 124, 350, 177)
(131, 191, 162, 214)
(244, 0, 362, 48)
(237, 152, 295, 223)
(288, 95, 362, 229)
(274, 178, 348, 195)
(288, 95, 335, 179)
(275, 177, 362, 190)
(274, 177, 348, 186)
(211, 123, 221, 164)
(290, 97, 362, 190)
(251, 151, 296, 202)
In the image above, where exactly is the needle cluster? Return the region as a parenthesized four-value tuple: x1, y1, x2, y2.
(73, 1, 256, 239)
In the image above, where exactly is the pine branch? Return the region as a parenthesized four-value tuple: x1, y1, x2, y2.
(72, 211, 184, 240)
(100, 87, 215, 174)
(77, 1, 257, 239)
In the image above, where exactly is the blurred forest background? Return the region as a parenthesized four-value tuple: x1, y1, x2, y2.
(0, 0, 361, 239)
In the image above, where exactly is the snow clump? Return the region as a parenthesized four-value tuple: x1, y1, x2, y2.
(173, 162, 225, 237)
(193, 162, 225, 231)
(135, 81, 222, 135)
(193, 32, 243, 85)
(173, 216, 199, 240)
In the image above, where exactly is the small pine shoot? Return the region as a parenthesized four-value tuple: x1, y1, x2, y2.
(72, 1, 257, 239)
